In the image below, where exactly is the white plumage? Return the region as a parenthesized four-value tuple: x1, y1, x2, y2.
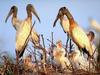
(16, 19, 32, 53)
(5, 4, 40, 57)
(5, 6, 21, 30)
(89, 18, 100, 32)
(31, 28, 40, 46)
(53, 41, 70, 69)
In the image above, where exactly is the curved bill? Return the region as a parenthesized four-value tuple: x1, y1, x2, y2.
(5, 9, 13, 23)
(53, 16, 59, 27)
(32, 8, 41, 23)
(53, 11, 61, 27)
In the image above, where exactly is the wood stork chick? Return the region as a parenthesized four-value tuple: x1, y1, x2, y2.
(53, 7, 93, 57)
(23, 55, 36, 71)
(5, 4, 40, 58)
(53, 40, 70, 69)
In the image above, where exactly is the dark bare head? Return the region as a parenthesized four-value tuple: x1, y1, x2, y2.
(5, 6, 18, 23)
(26, 4, 41, 23)
(53, 7, 73, 27)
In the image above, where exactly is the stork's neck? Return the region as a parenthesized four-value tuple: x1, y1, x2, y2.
(25, 15, 32, 26)
(69, 19, 76, 30)
(27, 12, 32, 19)
(13, 13, 17, 18)
(12, 14, 17, 23)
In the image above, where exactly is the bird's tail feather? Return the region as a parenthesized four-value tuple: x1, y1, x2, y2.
(82, 48, 90, 57)
(18, 45, 27, 58)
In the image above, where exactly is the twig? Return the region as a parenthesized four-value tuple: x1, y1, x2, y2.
(50, 32, 54, 68)
(41, 34, 47, 74)
(33, 47, 39, 72)
(41, 34, 46, 63)
(26, 48, 41, 58)
(47, 39, 56, 47)
(68, 58, 76, 75)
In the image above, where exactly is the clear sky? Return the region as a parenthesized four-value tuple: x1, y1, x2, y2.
(0, 0, 100, 57)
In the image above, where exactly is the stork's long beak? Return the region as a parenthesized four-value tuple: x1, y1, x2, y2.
(53, 14, 59, 27)
(5, 8, 13, 23)
(53, 9, 63, 27)
(53, 7, 73, 27)
(32, 7, 41, 23)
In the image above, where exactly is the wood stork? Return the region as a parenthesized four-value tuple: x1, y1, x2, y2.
(53, 40, 70, 69)
(5, 4, 40, 58)
(5, 6, 21, 30)
(23, 55, 36, 71)
(69, 48, 91, 71)
(5, 5, 40, 48)
(53, 7, 93, 58)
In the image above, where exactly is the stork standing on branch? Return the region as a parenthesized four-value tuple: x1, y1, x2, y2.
(53, 7, 93, 58)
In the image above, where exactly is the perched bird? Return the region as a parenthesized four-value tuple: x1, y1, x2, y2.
(5, 5, 40, 48)
(5, 4, 40, 58)
(23, 55, 36, 71)
(53, 40, 70, 69)
(53, 7, 93, 57)
(5, 6, 21, 30)
(69, 48, 92, 71)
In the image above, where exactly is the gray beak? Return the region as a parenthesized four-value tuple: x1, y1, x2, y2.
(53, 8, 64, 27)
(53, 7, 73, 27)
(5, 8, 13, 23)
(26, 4, 41, 23)
(53, 14, 59, 27)
(32, 8, 41, 23)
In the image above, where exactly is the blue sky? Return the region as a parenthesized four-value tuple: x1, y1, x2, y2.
(0, 0, 100, 57)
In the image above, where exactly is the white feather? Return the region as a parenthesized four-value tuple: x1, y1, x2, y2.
(16, 19, 31, 51)
(89, 18, 100, 32)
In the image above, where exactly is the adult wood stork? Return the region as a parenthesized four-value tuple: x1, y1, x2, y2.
(5, 5, 40, 49)
(53, 7, 93, 57)
(5, 4, 40, 58)
(5, 6, 21, 30)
